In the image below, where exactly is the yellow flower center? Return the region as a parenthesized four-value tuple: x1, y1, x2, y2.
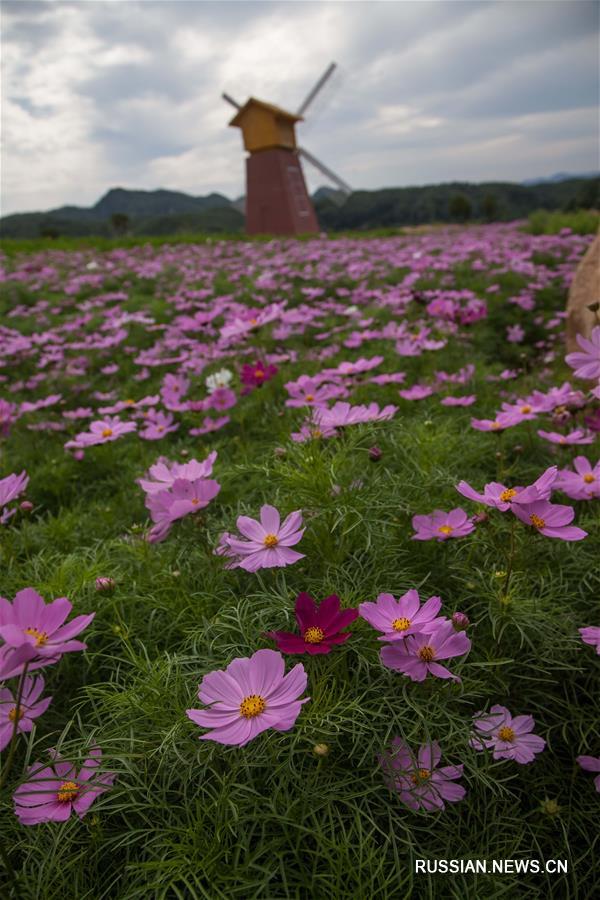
(102, 428, 113, 437)
(305, 394, 315, 402)
(392, 617, 411, 632)
(304, 626, 324, 644)
(411, 768, 431, 784)
(520, 405, 532, 413)
(498, 726, 515, 742)
(254, 369, 265, 378)
(263, 533, 279, 548)
(418, 645, 435, 662)
(157, 425, 164, 432)
(24, 627, 48, 646)
(311, 429, 323, 438)
(583, 474, 595, 483)
(249, 318, 258, 325)
(191, 498, 199, 505)
(57, 781, 79, 803)
(500, 488, 517, 502)
(8, 706, 24, 722)
(239, 695, 266, 718)
(559, 437, 567, 445)
(438, 525, 453, 535)
(490, 421, 501, 430)
(530, 514, 546, 529)
(125, 399, 135, 405)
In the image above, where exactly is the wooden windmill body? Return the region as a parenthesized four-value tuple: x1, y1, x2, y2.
(223, 64, 351, 236)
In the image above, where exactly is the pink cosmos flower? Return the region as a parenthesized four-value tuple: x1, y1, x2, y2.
(334, 356, 384, 375)
(379, 738, 465, 811)
(470, 706, 546, 763)
(456, 466, 557, 511)
(506, 324, 525, 343)
(265, 592, 358, 655)
(65, 416, 136, 449)
(440, 395, 476, 406)
(14, 747, 115, 825)
(0, 470, 29, 524)
(186, 648, 309, 746)
(0, 644, 43, 681)
(537, 429, 594, 446)
(160, 478, 221, 520)
(576, 755, 600, 792)
(470, 414, 514, 432)
(138, 452, 217, 494)
(511, 499, 587, 541)
(206, 387, 237, 412)
(0, 398, 17, 437)
(314, 401, 397, 429)
(579, 626, 600, 654)
(215, 505, 305, 572)
(359, 589, 444, 642)
(144, 477, 221, 543)
(380, 621, 471, 682)
(139, 411, 179, 440)
(398, 385, 434, 400)
(565, 326, 600, 380)
(290, 420, 337, 443)
(285, 378, 344, 408)
(412, 508, 475, 541)
(189, 416, 230, 435)
(0, 676, 52, 751)
(555, 456, 600, 500)
(0, 588, 94, 661)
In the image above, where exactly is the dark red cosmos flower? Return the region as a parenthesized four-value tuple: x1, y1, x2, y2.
(240, 360, 278, 389)
(265, 592, 358, 655)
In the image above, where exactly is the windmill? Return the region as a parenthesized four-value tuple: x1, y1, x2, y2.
(223, 63, 351, 236)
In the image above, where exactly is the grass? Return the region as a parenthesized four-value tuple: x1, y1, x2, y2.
(0, 222, 598, 899)
(526, 208, 599, 235)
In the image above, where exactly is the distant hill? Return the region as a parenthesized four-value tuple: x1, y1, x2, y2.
(521, 171, 599, 186)
(0, 188, 243, 238)
(313, 177, 599, 231)
(1, 177, 598, 238)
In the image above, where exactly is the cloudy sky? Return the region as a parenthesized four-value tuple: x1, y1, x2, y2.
(1, 0, 598, 215)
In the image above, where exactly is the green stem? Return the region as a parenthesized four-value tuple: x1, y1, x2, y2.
(0, 663, 29, 793)
(0, 665, 29, 899)
(502, 520, 517, 600)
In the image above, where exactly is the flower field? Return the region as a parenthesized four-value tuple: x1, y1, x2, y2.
(0, 223, 598, 899)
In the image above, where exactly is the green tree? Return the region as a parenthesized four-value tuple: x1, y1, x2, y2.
(482, 193, 498, 222)
(449, 194, 472, 222)
(110, 212, 130, 235)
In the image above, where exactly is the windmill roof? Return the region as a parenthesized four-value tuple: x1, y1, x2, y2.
(229, 98, 303, 127)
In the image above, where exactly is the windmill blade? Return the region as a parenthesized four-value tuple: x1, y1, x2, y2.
(222, 92, 242, 110)
(297, 147, 352, 196)
(296, 62, 337, 117)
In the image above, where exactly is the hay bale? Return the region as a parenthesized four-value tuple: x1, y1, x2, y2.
(566, 233, 600, 353)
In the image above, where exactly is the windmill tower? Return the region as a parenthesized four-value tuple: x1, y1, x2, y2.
(223, 63, 351, 236)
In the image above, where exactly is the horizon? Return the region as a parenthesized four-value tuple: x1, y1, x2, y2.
(4, 171, 599, 220)
(1, 0, 599, 217)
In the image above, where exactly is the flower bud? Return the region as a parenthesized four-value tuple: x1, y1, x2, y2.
(313, 743, 330, 757)
(274, 447, 287, 458)
(368, 446, 382, 462)
(540, 798, 560, 817)
(95, 576, 115, 592)
(472, 512, 488, 525)
(452, 612, 470, 631)
(20, 500, 33, 512)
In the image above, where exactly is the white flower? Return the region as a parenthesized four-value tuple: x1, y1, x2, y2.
(205, 368, 233, 394)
